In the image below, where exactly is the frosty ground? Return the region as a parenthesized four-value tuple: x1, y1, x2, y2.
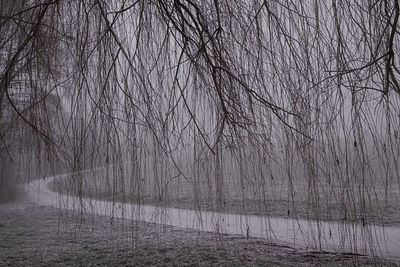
(50, 164, 400, 228)
(0, 188, 398, 266)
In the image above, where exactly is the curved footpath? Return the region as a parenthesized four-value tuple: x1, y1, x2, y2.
(24, 174, 400, 261)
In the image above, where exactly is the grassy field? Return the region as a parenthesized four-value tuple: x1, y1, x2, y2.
(1, 188, 398, 266)
(49, 160, 400, 227)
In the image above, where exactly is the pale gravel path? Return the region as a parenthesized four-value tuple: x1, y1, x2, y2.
(0, 187, 397, 266)
(24, 174, 400, 262)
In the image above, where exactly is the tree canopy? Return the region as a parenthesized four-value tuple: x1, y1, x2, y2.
(1, 1, 400, 243)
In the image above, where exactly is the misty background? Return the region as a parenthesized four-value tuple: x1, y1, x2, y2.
(1, 0, 400, 257)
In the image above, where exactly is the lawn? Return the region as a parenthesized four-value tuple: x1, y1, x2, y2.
(1, 189, 397, 266)
(49, 158, 400, 227)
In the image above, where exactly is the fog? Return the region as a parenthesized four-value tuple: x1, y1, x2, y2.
(1, 0, 400, 262)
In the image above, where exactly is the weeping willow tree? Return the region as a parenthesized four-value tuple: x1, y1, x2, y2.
(1, 0, 400, 257)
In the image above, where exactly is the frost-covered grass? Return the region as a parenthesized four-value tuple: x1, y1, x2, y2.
(49, 162, 400, 227)
(1, 190, 397, 266)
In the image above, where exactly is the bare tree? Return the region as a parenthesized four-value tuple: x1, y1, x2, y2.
(1, 0, 400, 256)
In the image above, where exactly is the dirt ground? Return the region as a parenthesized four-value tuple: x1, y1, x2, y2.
(0, 189, 399, 266)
